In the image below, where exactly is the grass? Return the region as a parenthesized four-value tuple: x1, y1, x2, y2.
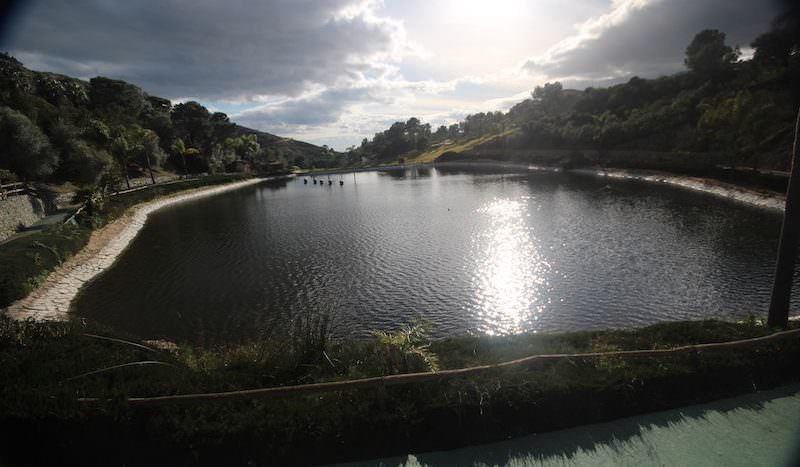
(0, 174, 251, 308)
(0, 316, 797, 466)
(0, 225, 91, 307)
(405, 129, 516, 165)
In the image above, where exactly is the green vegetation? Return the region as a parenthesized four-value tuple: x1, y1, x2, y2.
(0, 317, 796, 465)
(406, 130, 514, 165)
(2, 10, 799, 467)
(0, 226, 90, 307)
(0, 174, 250, 308)
(0, 55, 334, 189)
(353, 15, 799, 171)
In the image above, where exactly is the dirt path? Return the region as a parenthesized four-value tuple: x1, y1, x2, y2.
(5, 178, 266, 321)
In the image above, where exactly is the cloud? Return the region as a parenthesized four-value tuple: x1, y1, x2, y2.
(235, 86, 383, 128)
(0, 0, 784, 149)
(523, 0, 780, 81)
(4, 0, 412, 101)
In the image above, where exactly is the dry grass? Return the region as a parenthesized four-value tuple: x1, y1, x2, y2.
(405, 129, 515, 165)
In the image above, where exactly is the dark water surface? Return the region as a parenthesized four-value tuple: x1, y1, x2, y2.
(72, 167, 798, 343)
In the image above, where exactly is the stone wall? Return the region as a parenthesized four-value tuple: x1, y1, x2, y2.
(0, 195, 46, 241)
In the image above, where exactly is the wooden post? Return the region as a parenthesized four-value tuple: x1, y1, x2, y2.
(767, 107, 800, 329)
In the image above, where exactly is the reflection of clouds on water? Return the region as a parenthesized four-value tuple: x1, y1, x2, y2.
(472, 197, 551, 335)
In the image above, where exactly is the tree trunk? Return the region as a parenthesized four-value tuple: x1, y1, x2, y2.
(145, 153, 156, 185)
(767, 107, 800, 329)
(123, 168, 131, 190)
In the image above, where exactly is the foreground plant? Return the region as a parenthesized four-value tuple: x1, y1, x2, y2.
(371, 321, 440, 373)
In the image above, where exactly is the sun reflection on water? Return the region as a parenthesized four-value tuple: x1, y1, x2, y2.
(472, 197, 550, 335)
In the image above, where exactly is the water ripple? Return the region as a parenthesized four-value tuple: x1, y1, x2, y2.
(72, 170, 799, 344)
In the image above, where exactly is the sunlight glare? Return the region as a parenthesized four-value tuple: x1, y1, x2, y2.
(471, 197, 550, 335)
(445, 0, 527, 22)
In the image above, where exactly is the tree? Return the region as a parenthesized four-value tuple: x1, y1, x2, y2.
(89, 77, 148, 122)
(128, 127, 164, 184)
(111, 134, 131, 189)
(57, 140, 113, 186)
(532, 82, 564, 114)
(684, 29, 739, 79)
(170, 138, 200, 176)
(434, 125, 448, 140)
(239, 134, 260, 160)
(768, 106, 800, 329)
(751, 11, 800, 68)
(210, 112, 236, 144)
(171, 101, 212, 150)
(0, 106, 57, 180)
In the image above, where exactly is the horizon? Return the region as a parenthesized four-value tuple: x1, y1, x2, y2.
(0, 0, 785, 150)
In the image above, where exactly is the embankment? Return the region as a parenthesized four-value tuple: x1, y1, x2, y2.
(5, 177, 267, 321)
(580, 168, 785, 212)
(431, 160, 786, 212)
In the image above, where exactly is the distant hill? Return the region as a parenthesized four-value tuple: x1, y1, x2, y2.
(232, 124, 339, 168)
(0, 53, 339, 187)
(352, 15, 799, 172)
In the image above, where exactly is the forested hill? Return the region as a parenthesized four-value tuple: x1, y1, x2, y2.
(350, 12, 800, 172)
(0, 54, 337, 187)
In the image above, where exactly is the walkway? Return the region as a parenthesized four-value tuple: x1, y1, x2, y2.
(340, 384, 800, 466)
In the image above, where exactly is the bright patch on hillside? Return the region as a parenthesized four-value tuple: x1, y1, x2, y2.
(406, 129, 516, 165)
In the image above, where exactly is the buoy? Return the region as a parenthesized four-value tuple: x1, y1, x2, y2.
(328, 180, 332, 185)
(304, 178, 308, 184)
(313, 179, 317, 185)
(339, 180, 344, 186)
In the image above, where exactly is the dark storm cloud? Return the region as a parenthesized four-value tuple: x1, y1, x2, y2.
(524, 0, 783, 80)
(2, 0, 402, 100)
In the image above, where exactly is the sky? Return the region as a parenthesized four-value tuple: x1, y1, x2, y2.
(0, 0, 784, 150)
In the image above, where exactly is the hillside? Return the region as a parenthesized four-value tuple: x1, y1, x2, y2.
(352, 15, 799, 172)
(0, 54, 337, 188)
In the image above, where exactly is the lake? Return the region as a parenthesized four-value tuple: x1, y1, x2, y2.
(72, 166, 797, 344)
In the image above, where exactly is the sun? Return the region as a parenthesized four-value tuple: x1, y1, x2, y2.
(446, 0, 526, 22)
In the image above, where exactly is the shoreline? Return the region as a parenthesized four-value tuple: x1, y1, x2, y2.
(578, 167, 786, 212)
(5, 177, 268, 321)
(311, 160, 786, 212)
(433, 161, 786, 211)
(5, 163, 786, 322)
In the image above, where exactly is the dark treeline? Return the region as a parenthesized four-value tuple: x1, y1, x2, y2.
(354, 11, 799, 170)
(0, 55, 336, 188)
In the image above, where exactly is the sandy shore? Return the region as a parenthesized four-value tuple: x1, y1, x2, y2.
(5, 177, 267, 321)
(434, 161, 785, 212)
(578, 168, 785, 212)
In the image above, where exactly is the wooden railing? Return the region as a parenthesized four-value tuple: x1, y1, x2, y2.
(0, 181, 30, 199)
